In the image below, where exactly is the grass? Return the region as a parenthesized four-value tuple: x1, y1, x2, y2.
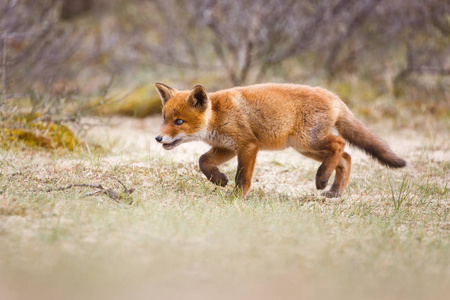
(0, 117, 449, 300)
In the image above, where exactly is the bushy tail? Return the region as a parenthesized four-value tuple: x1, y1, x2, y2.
(337, 109, 406, 168)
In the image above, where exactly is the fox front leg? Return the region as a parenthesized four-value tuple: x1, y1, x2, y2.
(234, 142, 259, 197)
(199, 147, 236, 187)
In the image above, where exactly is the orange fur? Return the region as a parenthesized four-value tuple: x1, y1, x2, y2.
(155, 83, 406, 198)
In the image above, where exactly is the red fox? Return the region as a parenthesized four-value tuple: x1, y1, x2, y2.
(154, 83, 406, 198)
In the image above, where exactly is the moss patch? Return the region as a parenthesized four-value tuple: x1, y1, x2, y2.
(1, 114, 78, 150)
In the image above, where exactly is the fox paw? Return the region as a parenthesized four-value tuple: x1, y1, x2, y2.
(324, 189, 341, 198)
(209, 172, 228, 187)
(315, 175, 329, 190)
(315, 166, 332, 190)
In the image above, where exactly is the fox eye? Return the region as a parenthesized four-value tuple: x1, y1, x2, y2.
(174, 119, 184, 125)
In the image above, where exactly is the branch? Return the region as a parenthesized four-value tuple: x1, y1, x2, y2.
(325, 0, 383, 76)
(32, 179, 135, 202)
(33, 183, 104, 193)
(431, 7, 450, 35)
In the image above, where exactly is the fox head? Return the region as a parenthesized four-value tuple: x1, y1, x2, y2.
(154, 83, 211, 150)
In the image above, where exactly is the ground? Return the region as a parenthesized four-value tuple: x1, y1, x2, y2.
(0, 115, 449, 300)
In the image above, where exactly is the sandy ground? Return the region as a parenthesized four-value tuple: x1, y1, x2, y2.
(1, 115, 448, 300)
(85, 115, 445, 196)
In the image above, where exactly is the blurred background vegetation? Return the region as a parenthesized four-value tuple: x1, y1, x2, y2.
(0, 0, 449, 132)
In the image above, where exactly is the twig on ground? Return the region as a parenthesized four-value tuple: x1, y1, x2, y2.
(32, 179, 135, 203)
(33, 183, 104, 193)
(114, 178, 135, 195)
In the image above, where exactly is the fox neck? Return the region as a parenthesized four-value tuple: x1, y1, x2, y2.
(201, 108, 217, 141)
(204, 106, 213, 132)
(189, 107, 213, 142)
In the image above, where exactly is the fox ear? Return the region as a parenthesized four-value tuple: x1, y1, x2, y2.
(154, 83, 178, 106)
(186, 85, 209, 111)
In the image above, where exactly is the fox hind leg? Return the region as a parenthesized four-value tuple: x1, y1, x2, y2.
(297, 134, 347, 196)
(199, 147, 236, 187)
(312, 135, 346, 191)
(325, 152, 351, 198)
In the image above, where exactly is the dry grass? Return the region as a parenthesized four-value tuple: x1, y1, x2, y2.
(0, 116, 449, 300)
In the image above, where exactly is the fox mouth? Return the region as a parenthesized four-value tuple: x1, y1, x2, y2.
(162, 139, 182, 150)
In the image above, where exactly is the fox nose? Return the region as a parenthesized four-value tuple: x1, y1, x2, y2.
(155, 136, 163, 143)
